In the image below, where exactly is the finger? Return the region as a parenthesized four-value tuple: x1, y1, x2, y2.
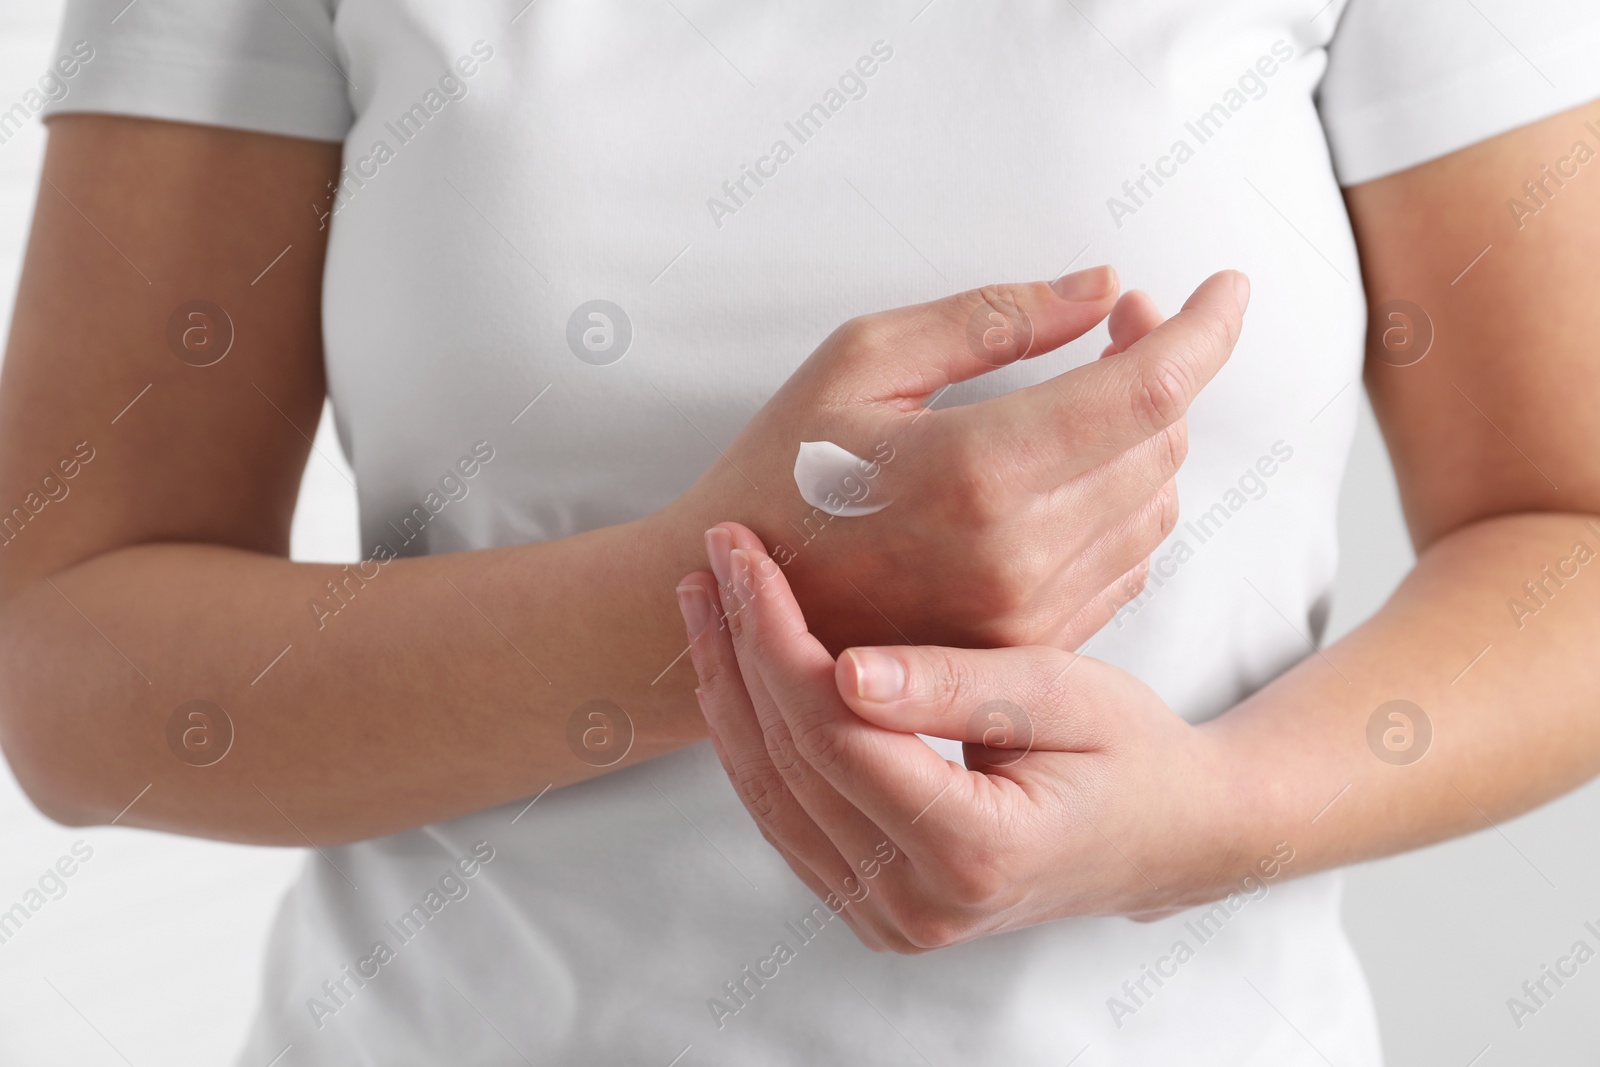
(696, 696, 829, 895)
(680, 572, 831, 857)
(1024, 475, 1179, 641)
(835, 265, 1121, 400)
(677, 572, 874, 918)
(699, 707, 893, 952)
(1036, 415, 1185, 520)
(960, 429, 1178, 618)
(702, 702, 897, 955)
(710, 723, 902, 953)
(1056, 415, 1184, 515)
(1051, 558, 1150, 651)
(959, 269, 1248, 481)
(711, 526, 911, 871)
(1065, 473, 1179, 582)
(684, 571, 898, 951)
(718, 535, 979, 847)
(1106, 289, 1164, 355)
(833, 642, 1149, 756)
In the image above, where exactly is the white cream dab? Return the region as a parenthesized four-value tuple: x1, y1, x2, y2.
(792, 441, 892, 517)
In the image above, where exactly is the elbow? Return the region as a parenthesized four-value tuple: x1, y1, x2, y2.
(0, 597, 124, 828)
(0, 690, 103, 828)
(0, 731, 101, 829)
(0, 657, 104, 830)
(27, 789, 99, 830)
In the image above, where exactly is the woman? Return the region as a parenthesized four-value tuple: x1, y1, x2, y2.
(2, 0, 1599, 1063)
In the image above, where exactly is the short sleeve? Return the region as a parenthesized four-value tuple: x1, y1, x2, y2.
(39, 0, 352, 143)
(1317, 0, 1600, 186)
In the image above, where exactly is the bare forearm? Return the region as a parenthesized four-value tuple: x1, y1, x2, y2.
(0, 511, 707, 844)
(1207, 511, 1600, 877)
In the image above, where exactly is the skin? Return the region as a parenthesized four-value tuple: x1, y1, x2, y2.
(0, 116, 1236, 844)
(680, 97, 1600, 950)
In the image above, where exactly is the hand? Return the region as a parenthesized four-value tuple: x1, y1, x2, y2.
(675, 526, 1253, 953)
(657, 267, 1250, 653)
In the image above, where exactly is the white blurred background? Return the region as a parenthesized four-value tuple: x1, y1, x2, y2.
(3, 3, 1600, 1063)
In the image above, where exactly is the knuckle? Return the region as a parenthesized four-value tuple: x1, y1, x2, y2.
(974, 282, 1025, 317)
(886, 935, 933, 956)
(1123, 482, 1180, 561)
(761, 724, 810, 787)
(695, 648, 736, 700)
(1034, 659, 1076, 715)
(1159, 419, 1189, 474)
(790, 715, 852, 778)
(1130, 361, 1189, 435)
(946, 863, 1005, 909)
(897, 907, 966, 951)
(970, 284, 1031, 355)
(732, 760, 791, 826)
(720, 596, 747, 638)
(835, 314, 894, 356)
(973, 606, 1036, 648)
(923, 648, 979, 716)
(1150, 480, 1181, 542)
(1120, 561, 1151, 601)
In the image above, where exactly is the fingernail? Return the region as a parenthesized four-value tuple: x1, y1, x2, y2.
(1232, 271, 1251, 314)
(705, 527, 733, 587)
(676, 584, 712, 637)
(845, 649, 906, 702)
(1050, 264, 1116, 302)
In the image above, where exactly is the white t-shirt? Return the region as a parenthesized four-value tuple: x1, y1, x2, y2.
(43, 1, 1600, 1063)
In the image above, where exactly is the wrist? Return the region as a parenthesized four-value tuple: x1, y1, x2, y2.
(641, 492, 723, 586)
(542, 506, 716, 749)
(1171, 711, 1296, 905)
